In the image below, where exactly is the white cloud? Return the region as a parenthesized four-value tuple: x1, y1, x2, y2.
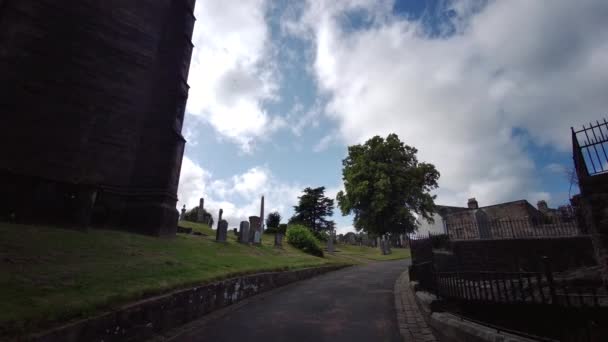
(177, 156, 303, 228)
(186, 0, 282, 152)
(313, 133, 335, 152)
(286, 0, 608, 207)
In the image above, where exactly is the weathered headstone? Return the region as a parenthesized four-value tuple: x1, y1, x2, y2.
(197, 198, 205, 222)
(179, 205, 186, 221)
(249, 216, 261, 243)
(239, 221, 250, 244)
(216, 219, 228, 243)
(253, 230, 261, 244)
(385, 235, 392, 254)
(274, 233, 283, 248)
(215, 209, 223, 241)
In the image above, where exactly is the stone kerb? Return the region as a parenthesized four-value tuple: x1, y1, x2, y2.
(29, 265, 350, 342)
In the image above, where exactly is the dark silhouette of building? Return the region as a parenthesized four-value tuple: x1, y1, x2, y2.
(0, 0, 196, 236)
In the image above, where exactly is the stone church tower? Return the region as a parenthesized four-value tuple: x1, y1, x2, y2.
(0, 0, 197, 236)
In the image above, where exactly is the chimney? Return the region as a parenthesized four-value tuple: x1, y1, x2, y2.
(467, 198, 479, 209)
(537, 200, 549, 212)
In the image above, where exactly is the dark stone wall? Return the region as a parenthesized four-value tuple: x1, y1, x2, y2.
(442, 237, 597, 272)
(27, 265, 348, 342)
(577, 173, 608, 286)
(0, 0, 196, 235)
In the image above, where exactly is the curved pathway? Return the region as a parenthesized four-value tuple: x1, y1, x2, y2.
(168, 259, 410, 342)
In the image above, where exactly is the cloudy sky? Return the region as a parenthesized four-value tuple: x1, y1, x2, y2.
(177, 0, 608, 234)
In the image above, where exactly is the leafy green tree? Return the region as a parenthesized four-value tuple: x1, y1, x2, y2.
(337, 134, 439, 235)
(289, 187, 335, 233)
(265, 211, 282, 233)
(266, 211, 281, 228)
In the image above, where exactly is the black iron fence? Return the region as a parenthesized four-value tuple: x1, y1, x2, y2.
(573, 119, 608, 177)
(414, 257, 607, 308)
(445, 216, 581, 240)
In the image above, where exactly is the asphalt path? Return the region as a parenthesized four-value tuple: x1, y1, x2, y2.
(168, 259, 410, 342)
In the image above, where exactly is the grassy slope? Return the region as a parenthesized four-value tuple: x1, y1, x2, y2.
(0, 221, 409, 336)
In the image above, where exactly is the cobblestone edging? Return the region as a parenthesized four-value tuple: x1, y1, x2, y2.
(29, 265, 349, 342)
(394, 271, 438, 342)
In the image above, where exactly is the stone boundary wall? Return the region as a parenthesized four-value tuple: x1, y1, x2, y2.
(29, 265, 348, 342)
(444, 236, 596, 272)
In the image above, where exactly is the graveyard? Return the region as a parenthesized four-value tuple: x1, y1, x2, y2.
(0, 220, 410, 338)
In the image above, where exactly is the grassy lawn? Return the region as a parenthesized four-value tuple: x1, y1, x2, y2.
(0, 221, 409, 337)
(334, 244, 411, 262)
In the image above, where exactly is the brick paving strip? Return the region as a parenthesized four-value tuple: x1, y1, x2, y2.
(394, 271, 438, 342)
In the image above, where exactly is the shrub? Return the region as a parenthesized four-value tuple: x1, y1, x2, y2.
(286, 225, 324, 257)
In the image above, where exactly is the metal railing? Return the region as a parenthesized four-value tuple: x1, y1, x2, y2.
(445, 217, 581, 240)
(572, 119, 608, 177)
(414, 257, 607, 308)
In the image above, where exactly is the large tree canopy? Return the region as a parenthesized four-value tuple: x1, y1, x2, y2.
(336, 134, 439, 235)
(289, 186, 335, 233)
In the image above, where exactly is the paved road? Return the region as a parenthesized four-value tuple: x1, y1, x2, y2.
(169, 259, 410, 342)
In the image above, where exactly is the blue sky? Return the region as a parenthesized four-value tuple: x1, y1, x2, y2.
(178, 0, 607, 233)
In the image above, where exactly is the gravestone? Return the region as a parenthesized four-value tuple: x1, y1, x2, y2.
(253, 231, 261, 244)
(233, 228, 238, 236)
(179, 205, 186, 221)
(249, 216, 261, 243)
(274, 233, 283, 248)
(215, 208, 224, 241)
(197, 198, 205, 223)
(216, 219, 228, 243)
(377, 237, 382, 252)
(239, 221, 250, 244)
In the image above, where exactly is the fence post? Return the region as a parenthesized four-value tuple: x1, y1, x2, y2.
(542, 256, 558, 305)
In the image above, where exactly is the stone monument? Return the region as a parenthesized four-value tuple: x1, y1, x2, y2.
(215, 208, 223, 241)
(197, 198, 205, 223)
(179, 205, 186, 221)
(239, 221, 250, 244)
(259, 195, 265, 233)
(249, 216, 261, 243)
(253, 230, 261, 244)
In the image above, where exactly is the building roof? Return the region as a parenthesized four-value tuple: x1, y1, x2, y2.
(436, 199, 543, 221)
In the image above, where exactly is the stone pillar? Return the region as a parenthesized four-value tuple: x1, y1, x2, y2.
(260, 195, 265, 232)
(385, 235, 392, 254)
(239, 221, 250, 244)
(215, 208, 223, 241)
(197, 198, 205, 223)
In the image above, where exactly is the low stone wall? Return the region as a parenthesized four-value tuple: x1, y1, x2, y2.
(447, 236, 596, 272)
(409, 281, 536, 342)
(29, 265, 348, 342)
